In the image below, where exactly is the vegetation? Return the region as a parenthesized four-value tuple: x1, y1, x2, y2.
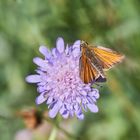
(0, 0, 140, 139)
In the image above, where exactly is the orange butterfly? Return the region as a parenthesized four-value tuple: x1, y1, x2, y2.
(79, 41, 124, 84)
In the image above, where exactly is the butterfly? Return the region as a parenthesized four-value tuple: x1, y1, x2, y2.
(79, 41, 124, 84)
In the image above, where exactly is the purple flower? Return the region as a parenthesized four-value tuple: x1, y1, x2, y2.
(26, 37, 100, 120)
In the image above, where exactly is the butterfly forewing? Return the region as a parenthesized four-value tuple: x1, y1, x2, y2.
(80, 48, 100, 84)
(92, 46, 124, 70)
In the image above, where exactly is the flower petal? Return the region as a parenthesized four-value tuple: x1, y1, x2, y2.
(26, 75, 41, 83)
(33, 57, 45, 67)
(62, 111, 69, 119)
(47, 96, 53, 104)
(87, 103, 98, 113)
(52, 48, 58, 58)
(56, 37, 64, 53)
(90, 89, 100, 99)
(82, 103, 88, 112)
(39, 45, 51, 59)
(80, 90, 87, 96)
(65, 44, 69, 54)
(76, 97, 81, 104)
(59, 105, 65, 114)
(75, 107, 84, 120)
(73, 40, 80, 48)
(72, 40, 81, 58)
(69, 111, 74, 117)
(36, 93, 47, 104)
(78, 114, 84, 120)
(49, 101, 62, 118)
(37, 86, 45, 93)
(74, 103, 79, 111)
(72, 48, 81, 58)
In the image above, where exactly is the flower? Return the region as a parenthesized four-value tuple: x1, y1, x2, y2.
(26, 37, 100, 120)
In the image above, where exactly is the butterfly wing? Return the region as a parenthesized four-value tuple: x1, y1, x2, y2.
(92, 46, 124, 70)
(80, 52, 100, 84)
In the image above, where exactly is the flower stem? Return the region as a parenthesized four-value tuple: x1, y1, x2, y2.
(44, 117, 79, 139)
(48, 126, 57, 140)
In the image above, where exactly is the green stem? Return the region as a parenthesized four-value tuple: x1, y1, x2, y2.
(48, 126, 57, 140)
(44, 117, 79, 140)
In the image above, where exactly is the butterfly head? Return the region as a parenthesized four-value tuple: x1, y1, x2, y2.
(80, 41, 88, 48)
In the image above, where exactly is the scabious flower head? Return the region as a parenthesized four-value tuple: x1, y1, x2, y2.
(26, 37, 100, 120)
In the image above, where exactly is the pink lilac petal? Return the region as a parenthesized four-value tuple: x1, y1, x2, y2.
(76, 111, 84, 120)
(72, 47, 81, 58)
(65, 45, 69, 54)
(80, 90, 87, 96)
(87, 96, 93, 104)
(62, 111, 69, 119)
(37, 86, 45, 93)
(36, 93, 47, 104)
(39, 46, 51, 59)
(90, 96, 97, 103)
(52, 48, 58, 58)
(25, 75, 41, 83)
(49, 101, 62, 118)
(69, 111, 74, 117)
(82, 103, 88, 112)
(46, 96, 53, 104)
(59, 105, 65, 114)
(78, 114, 84, 120)
(87, 103, 98, 113)
(56, 37, 64, 53)
(72, 40, 81, 48)
(74, 103, 79, 111)
(91, 89, 100, 99)
(33, 57, 45, 67)
(76, 97, 81, 104)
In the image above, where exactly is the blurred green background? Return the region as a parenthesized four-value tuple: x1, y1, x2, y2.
(0, 0, 140, 140)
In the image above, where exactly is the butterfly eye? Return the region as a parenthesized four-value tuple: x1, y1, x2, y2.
(80, 41, 85, 48)
(80, 44, 83, 48)
(80, 41, 88, 48)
